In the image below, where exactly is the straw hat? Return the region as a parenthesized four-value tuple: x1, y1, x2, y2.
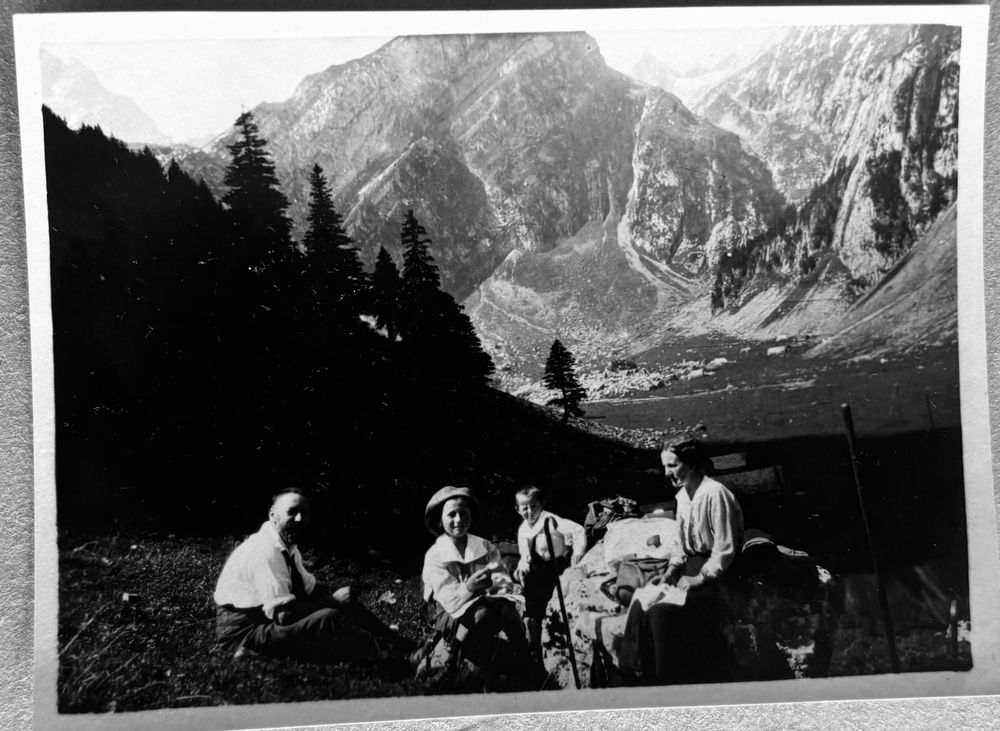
(424, 486, 478, 535)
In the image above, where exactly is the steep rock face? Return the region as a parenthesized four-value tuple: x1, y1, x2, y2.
(697, 26, 915, 200)
(807, 204, 957, 359)
(186, 33, 645, 299)
(446, 34, 642, 255)
(699, 24, 960, 302)
(342, 136, 502, 298)
(626, 88, 784, 274)
(467, 81, 786, 376)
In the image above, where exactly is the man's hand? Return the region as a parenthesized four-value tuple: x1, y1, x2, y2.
(513, 567, 527, 585)
(332, 586, 353, 604)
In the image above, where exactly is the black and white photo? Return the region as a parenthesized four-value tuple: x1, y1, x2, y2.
(14, 5, 998, 729)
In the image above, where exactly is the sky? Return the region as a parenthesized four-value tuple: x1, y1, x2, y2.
(43, 28, 783, 145)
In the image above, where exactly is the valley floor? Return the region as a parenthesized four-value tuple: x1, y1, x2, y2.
(583, 337, 961, 443)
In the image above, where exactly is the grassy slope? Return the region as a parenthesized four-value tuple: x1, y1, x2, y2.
(59, 531, 970, 713)
(58, 534, 433, 713)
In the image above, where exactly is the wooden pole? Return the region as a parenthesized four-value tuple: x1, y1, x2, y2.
(950, 599, 959, 661)
(841, 403, 901, 673)
(887, 382, 899, 419)
(544, 517, 581, 689)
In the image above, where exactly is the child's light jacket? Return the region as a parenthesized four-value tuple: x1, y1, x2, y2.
(422, 533, 505, 618)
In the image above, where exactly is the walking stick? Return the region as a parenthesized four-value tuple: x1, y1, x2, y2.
(841, 403, 901, 673)
(544, 517, 581, 689)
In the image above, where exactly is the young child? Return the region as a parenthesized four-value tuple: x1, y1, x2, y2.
(421, 485, 532, 668)
(513, 486, 587, 661)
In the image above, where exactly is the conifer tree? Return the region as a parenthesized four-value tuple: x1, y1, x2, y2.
(397, 208, 494, 387)
(219, 111, 298, 482)
(543, 339, 587, 423)
(222, 110, 293, 271)
(371, 246, 402, 341)
(303, 164, 365, 316)
(400, 209, 441, 295)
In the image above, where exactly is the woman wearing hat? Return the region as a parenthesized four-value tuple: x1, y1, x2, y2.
(421, 486, 533, 670)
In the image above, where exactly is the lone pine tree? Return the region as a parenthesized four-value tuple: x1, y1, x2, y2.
(544, 339, 587, 423)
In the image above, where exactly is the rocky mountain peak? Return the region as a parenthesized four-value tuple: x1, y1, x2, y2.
(40, 49, 170, 145)
(157, 26, 960, 377)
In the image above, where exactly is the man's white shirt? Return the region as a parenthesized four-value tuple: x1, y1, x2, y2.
(214, 521, 317, 618)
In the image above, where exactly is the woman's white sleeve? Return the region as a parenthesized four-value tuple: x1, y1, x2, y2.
(702, 491, 740, 579)
(423, 553, 474, 616)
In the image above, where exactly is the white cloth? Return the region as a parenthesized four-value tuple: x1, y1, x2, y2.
(213, 521, 317, 619)
(602, 517, 678, 567)
(516, 510, 586, 574)
(668, 476, 744, 580)
(631, 582, 688, 610)
(422, 533, 508, 618)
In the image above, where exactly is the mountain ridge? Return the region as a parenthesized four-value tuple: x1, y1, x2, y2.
(145, 28, 960, 377)
(41, 49, 170, 145)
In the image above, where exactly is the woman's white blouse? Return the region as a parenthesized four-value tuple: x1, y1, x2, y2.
(667, 476, 744, 579)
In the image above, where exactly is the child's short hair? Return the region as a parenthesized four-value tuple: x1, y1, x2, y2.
(515, 485, 543, 503)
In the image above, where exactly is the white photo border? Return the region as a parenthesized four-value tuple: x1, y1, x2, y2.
(14, 5, 997, 729)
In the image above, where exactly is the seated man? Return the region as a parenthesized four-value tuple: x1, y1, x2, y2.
(214, 487, 415, 674)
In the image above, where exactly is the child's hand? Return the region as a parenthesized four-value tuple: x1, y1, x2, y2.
(571, 554, 583, 566)
(466, 566, 493, 594)
(514, 567, 527, 585)
(332, 586, 353, 604)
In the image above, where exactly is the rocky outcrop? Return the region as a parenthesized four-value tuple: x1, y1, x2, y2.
(465, 81, 785, 373)
(807, 203, 957, 359)
(698, 25, 960, 288)
(627, 88, 783, 274)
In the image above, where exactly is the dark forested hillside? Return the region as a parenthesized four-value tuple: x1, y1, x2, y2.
(43, 106, 660, 551)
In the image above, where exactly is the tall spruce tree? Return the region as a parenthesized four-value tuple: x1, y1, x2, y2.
(303, 164, 365, 317)
(371, 246, 402, 341)
(398, 209, 494, 387)
(222, 110, 294, 271)
(400, 209, 441, 296)
(219, 110, 298, 486)
(543, 339, 587, 423)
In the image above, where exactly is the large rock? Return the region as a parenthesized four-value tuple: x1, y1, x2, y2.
(540, 519, 837, 687)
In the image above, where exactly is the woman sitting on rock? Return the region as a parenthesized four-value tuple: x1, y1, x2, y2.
(421, 485, 535, 676)
(619, 438, 745, 684)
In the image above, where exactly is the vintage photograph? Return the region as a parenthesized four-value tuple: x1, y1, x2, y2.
(16, 5, 997, 727)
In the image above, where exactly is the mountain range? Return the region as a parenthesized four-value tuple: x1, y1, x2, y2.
(72, 26, 960, 380)
(40, 49, 170, 145)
